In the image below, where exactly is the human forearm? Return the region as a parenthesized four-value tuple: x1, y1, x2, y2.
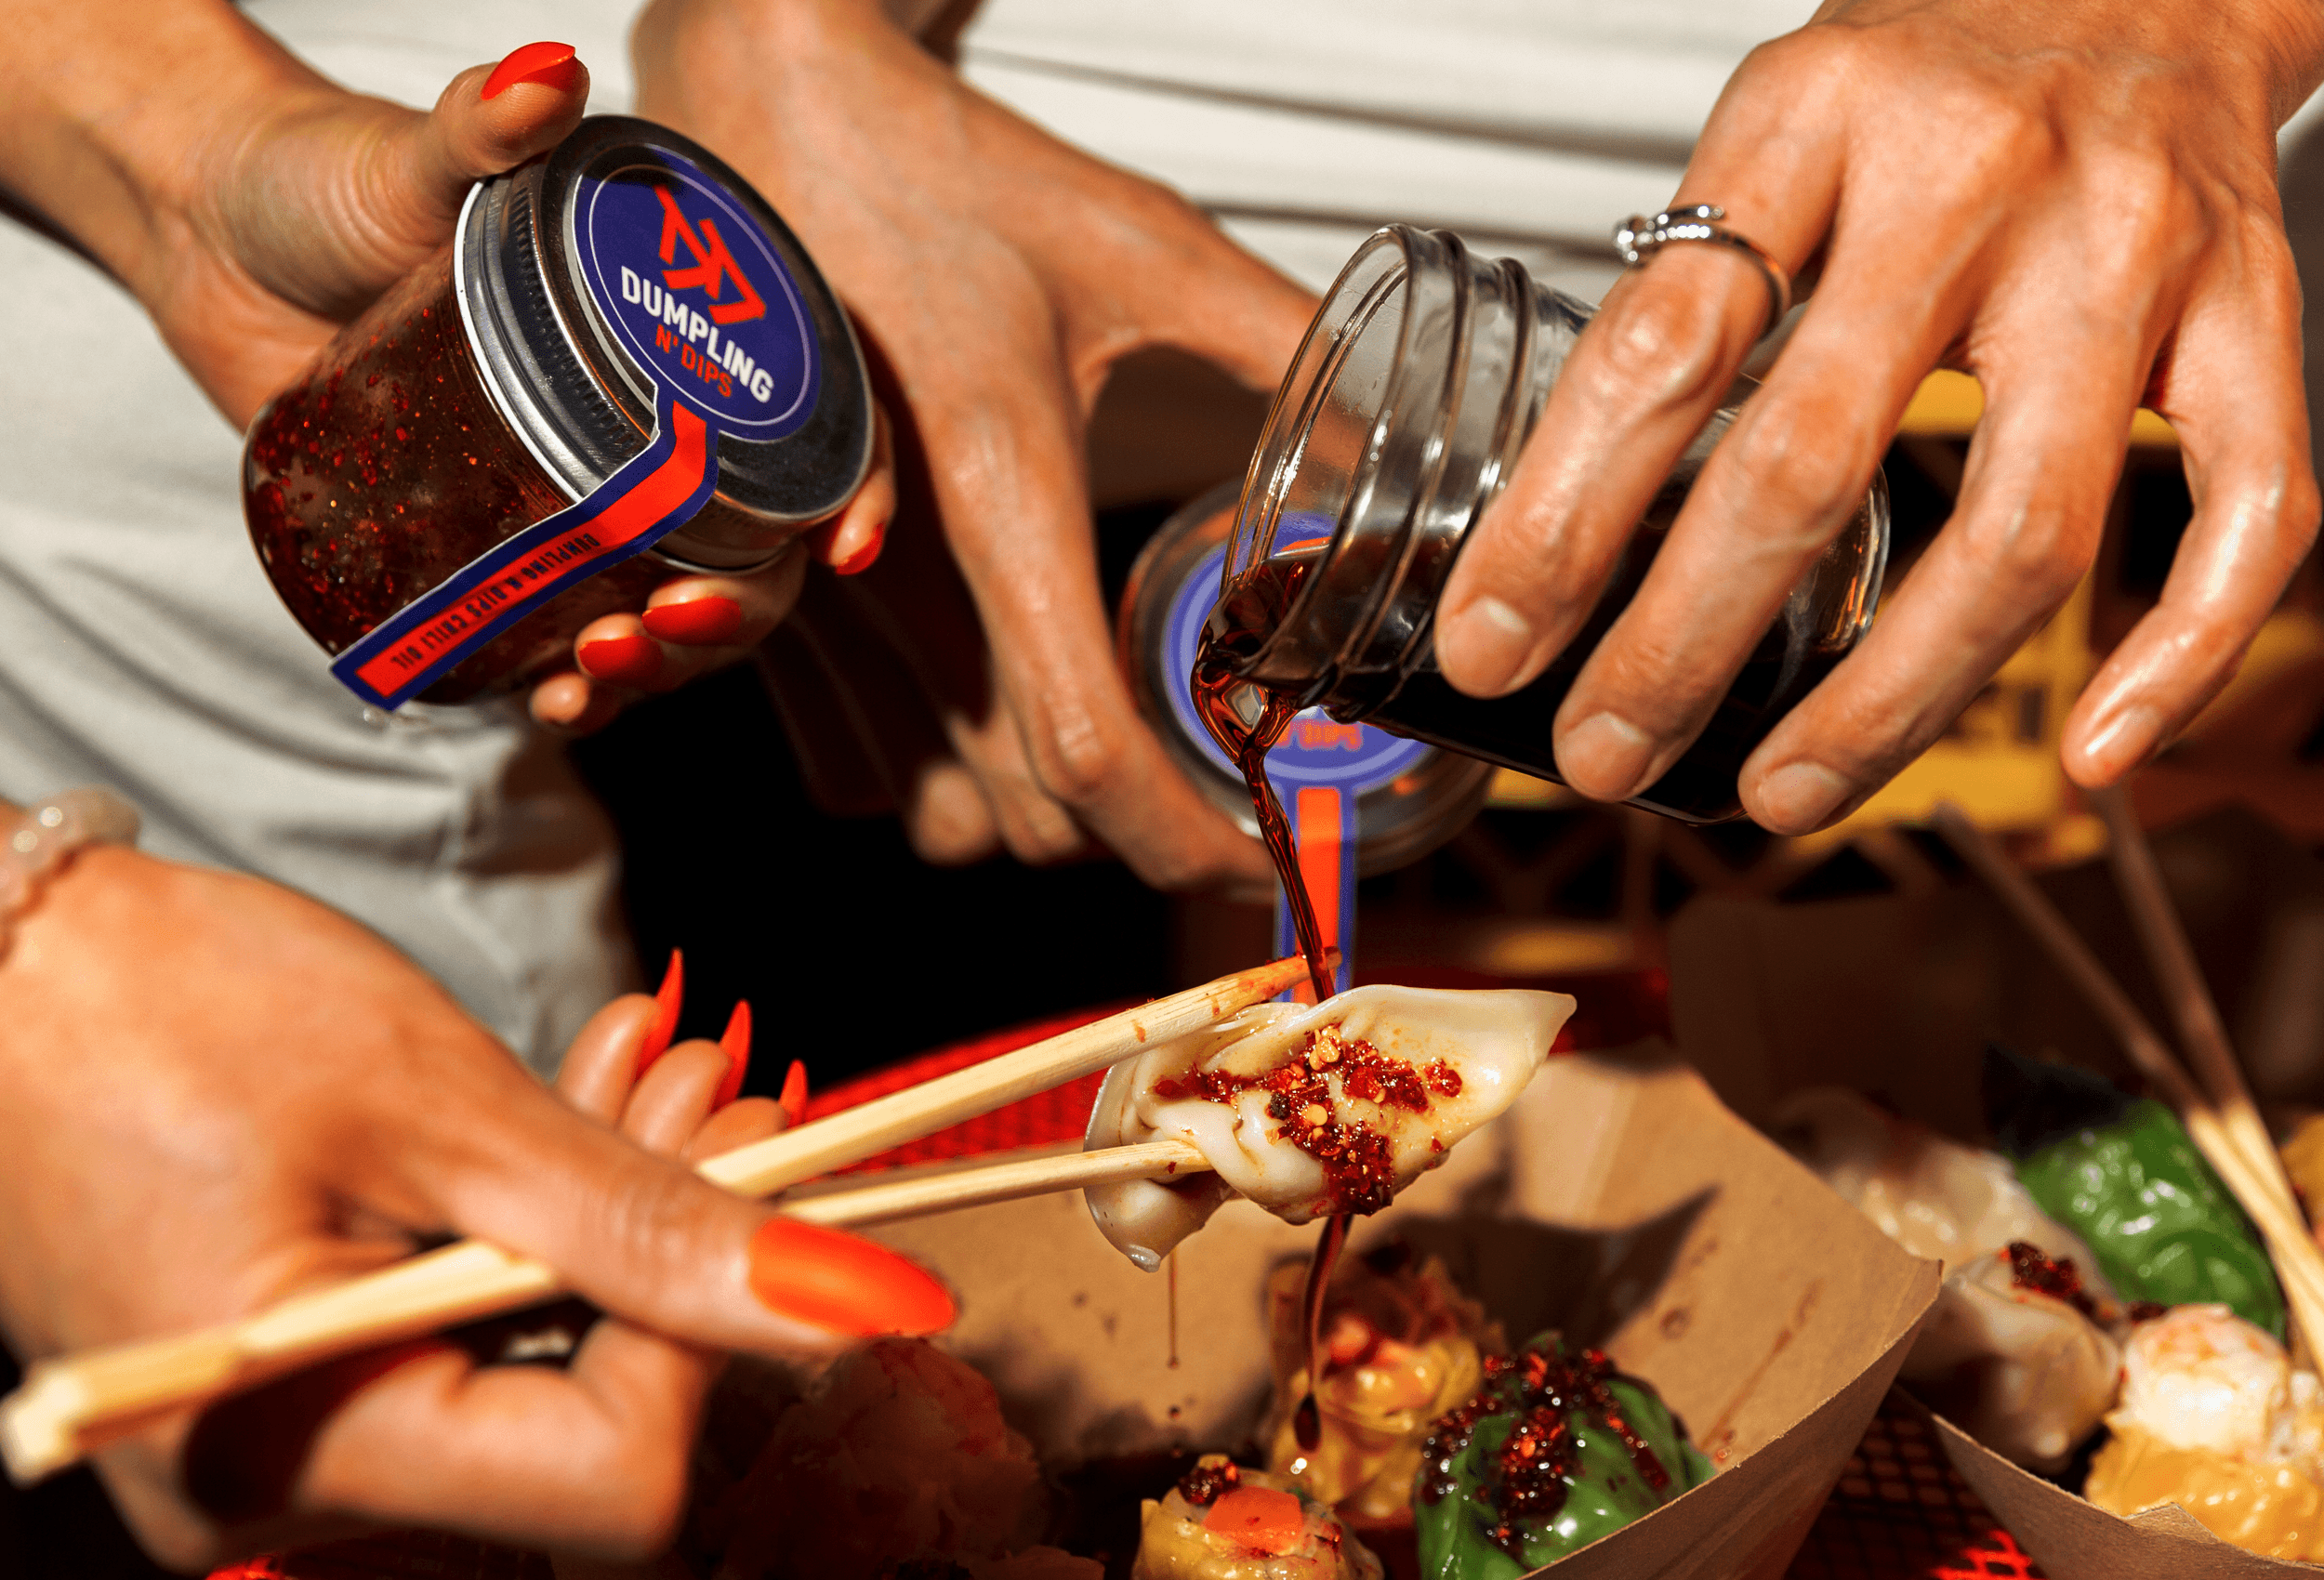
(0, 0, 318, 301)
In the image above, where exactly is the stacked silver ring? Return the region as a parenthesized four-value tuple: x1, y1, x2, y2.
(1614, 205, 1793, 332)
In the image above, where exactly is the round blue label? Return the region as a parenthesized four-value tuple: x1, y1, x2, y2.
(576, 152, 820, 436)
(1162, 543, 1433, 789)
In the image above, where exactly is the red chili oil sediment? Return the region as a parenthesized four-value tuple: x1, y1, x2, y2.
(2003, 1241, 2100, 1321)
(243, 248, 760, 703)
(1175, 1456, 1243, 1508)
(1150, 1023, 1459, 1216)
(1418, 1344, 1672, 1560)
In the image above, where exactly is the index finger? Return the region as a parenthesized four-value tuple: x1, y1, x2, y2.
(1432, 30, 1851, 706)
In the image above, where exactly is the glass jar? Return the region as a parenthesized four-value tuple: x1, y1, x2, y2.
(244, 116, 872, 706)
(1211, 225, 1888, 824)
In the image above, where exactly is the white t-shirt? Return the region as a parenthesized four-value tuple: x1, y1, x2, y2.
(955, 0, 1817, 299)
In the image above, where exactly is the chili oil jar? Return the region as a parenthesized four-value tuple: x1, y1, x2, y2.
(244, 116, 871, 707)
(1123, 484, 1492, 874)
(1207, 225, 1888, 825)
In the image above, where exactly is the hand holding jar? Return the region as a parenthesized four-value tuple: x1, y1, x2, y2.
(1430, 0, 2324, 835)
(0, 5, 890, 731)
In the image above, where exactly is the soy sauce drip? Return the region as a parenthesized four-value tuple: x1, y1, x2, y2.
(1190, 554, 1334, 1007)
(1166, 1251, 1180, 1370)
(1291, 1209, 1353, 1451)
(1192, 550, 1353, 1451)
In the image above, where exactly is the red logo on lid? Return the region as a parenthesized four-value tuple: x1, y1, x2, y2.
(656, 187, 766, 325)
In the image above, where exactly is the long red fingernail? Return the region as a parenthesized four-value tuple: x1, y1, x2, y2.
(482, 41, 580, 100)
(641, 596, 744, 646)
(577, 633, 661, 688)
(833, 521, 888, 577)
(638, 950, 684, 1073)
(747, 1218, 955, 1336)
(715, 1000, 752, 1109)
(777, 1060, 808, 1126)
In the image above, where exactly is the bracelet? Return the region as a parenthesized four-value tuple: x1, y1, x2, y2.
(0, 787, 141, 955)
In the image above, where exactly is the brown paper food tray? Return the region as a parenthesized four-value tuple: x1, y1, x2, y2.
(1667, 812, 2324, 1578)
(862, 1047, 1939, 1579)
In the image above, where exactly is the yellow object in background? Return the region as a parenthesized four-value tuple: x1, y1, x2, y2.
(1900, 370, 2179, 448)
(2086, 1422, 2324, 1560)
(1809, 573, 2102, 856)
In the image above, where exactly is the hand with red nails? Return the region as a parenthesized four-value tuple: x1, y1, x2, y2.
(1429, 0, 2324, 835)
(0, 840, 948, 1569)
(0, 7, 893, 738)
(0, 10, 591, 430)
(632, 0, 1312, 891)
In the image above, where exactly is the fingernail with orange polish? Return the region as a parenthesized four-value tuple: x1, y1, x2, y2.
(639, 950, 684, 1073)
(482, 41, 580, 100)
(778, 1060, 809, 1127)
(748, 1218, 955, 1336)
(641, 596, 744, 646)
(715, 1000, 752, 1109)
(577, 633, 661, 688)
(833, 520, 888, 577)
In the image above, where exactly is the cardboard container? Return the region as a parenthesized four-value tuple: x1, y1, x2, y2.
(1667, 808, 2324, 1579)
(848, 1047, 1938, 1579)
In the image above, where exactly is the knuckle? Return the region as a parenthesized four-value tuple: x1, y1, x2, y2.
(1967, 500, 2094, 607)
(1021, 694, 1131, 809)
(997, 801, 1086, 866)
(1589, 286, 1730, 412)
(1733, 26, 1858, 112)
(2079, 152, 2196, 276)
(1934, 97, 2059, 197)
(1722, 399, 1871, 538)
(590, 1164, 712, 1292)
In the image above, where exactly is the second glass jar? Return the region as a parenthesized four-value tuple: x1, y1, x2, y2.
(1209, 225, 1888, 824)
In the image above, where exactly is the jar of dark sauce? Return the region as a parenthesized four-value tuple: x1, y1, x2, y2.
(1201, 225, 1888, 824)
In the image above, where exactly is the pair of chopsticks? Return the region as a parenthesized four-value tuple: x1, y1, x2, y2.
(1932, 796, 2324, 1356)
(0, 956, 1310, 1485)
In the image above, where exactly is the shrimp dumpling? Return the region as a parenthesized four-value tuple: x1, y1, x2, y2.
(2086, 1305, 2324, 1560)
(1083, 985, 1573, 1271)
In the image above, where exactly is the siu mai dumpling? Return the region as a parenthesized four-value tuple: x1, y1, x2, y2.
(1084, 985, 1573, 1271)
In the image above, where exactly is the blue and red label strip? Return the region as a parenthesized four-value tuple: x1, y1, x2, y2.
(331, 389, 716, 710)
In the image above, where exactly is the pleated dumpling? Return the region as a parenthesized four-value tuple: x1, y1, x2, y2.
(1083, 985, 1574, 1271)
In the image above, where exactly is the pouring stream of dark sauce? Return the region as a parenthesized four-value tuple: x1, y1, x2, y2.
(1192, 552, 1346, 1452)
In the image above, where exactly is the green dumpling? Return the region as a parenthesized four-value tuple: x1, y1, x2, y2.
(1986, 1044, 2283, 1339)
(1413, 1334, 1712, 1580)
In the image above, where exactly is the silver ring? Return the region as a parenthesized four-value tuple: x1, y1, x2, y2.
(1614, 205, 1793, 332)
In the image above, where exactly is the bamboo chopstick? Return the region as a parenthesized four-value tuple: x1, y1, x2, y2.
(1930, 803, 2324, 1355)
(787, 1139, 1210, 1230)
(2088, 784, 2300, 1218)
(0, 954, 1318, 1485)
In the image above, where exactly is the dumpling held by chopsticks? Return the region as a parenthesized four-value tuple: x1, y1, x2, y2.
(1083, 985, 1574, 1270)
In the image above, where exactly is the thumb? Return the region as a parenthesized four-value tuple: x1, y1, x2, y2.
(388, 42, 592, 233)
(430, 1084, 953, 1357)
